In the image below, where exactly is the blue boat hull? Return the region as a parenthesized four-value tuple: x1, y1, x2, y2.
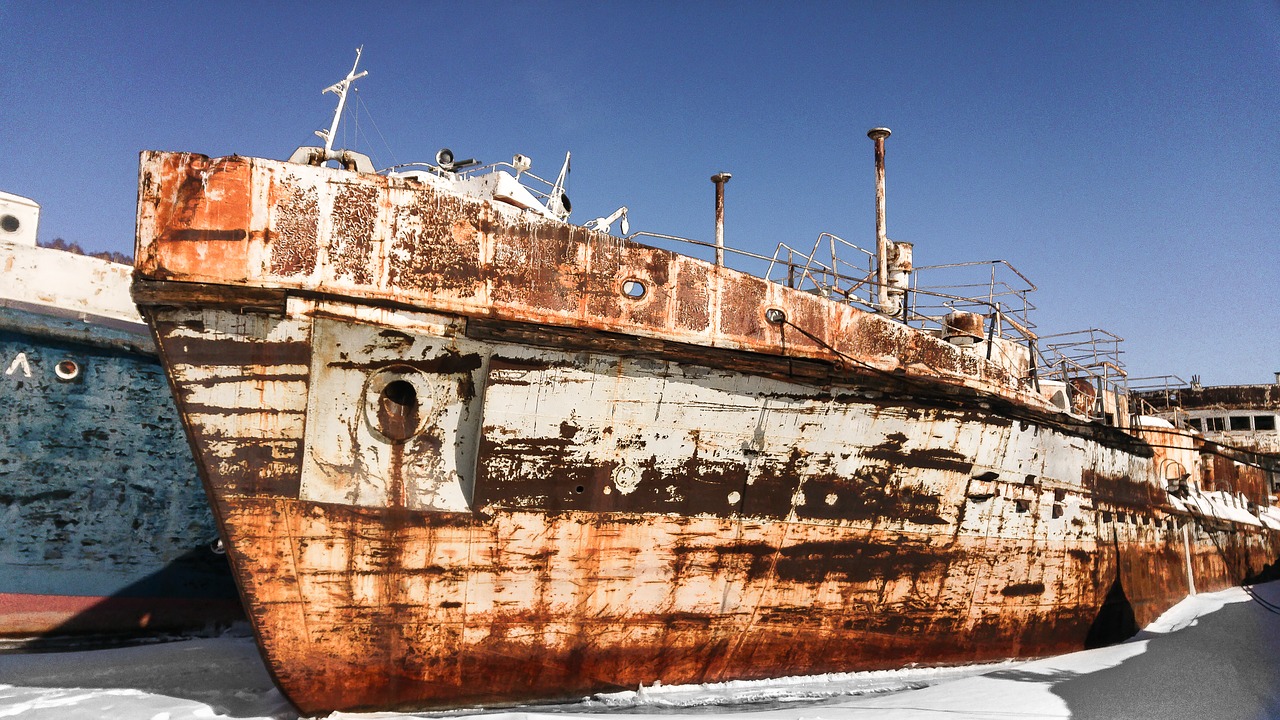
(0, 304, 242, 637)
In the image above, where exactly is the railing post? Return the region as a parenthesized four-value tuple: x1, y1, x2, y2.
(1028, 338, 1040, 392)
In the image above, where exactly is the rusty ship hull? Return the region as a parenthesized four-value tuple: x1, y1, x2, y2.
(131, 151, 1280, 713)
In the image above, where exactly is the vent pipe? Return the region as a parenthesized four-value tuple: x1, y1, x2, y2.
(868, 127, 894, 313)
(711, 172, 732, 267)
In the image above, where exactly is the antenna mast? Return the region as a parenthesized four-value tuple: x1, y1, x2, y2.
(317, 47, 369, 155)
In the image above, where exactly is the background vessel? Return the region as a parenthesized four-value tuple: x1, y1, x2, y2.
(0, 190, 242, 642)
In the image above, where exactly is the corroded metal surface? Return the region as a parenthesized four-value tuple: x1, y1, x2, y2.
(134, 152, 1036, 398)
(1160, 383, 1280, 411)
(132, 151, 1280, 713)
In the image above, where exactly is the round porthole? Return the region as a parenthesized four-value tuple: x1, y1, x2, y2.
(0, 215, 19, 233)
(622, 279, 647, 299)
(55, 359, 80, 381)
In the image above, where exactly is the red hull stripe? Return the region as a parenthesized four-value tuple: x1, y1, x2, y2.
(0, 592, 243, 636)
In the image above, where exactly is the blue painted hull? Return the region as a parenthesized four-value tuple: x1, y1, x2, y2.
(0, 303, 242, 637)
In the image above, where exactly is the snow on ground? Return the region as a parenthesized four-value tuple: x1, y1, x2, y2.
(2, 582, 1279, 720)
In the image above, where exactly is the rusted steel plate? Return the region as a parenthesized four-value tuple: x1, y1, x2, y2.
(135, 296, 1280, 713)
(135, 152, 1030, 400)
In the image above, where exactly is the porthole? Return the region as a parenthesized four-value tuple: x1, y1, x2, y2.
(621, 279, 647, 299)
(55, 359, 80, 381)
(0, 215, 19, 233)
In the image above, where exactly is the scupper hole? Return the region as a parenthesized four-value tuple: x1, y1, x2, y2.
(378, 379, 420, 442)
(55, 360, 80, 381)
(622, 280, 647, 299)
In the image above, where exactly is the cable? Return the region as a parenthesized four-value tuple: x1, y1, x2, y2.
(774, 315, 906, 382)
(357, 94, 397, 171)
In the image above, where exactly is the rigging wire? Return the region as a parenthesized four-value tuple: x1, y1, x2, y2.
(346, 88, 356, 157)
(356, 93, 398, 171)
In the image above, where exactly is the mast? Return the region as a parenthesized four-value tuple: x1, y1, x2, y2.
(317, 47, 369, 157)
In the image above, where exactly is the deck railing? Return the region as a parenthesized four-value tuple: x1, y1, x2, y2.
(623, 227, 1138, 411)
(1126, 375, 1192, 425)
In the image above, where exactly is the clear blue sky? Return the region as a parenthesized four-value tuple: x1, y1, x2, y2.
(3, 1, 1277, 386)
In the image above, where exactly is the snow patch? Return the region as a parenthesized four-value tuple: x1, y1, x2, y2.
(0, 583, 1277, 720)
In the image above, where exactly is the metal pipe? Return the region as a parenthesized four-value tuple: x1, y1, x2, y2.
(711, 172, 731, 267)
(986, 312, 998, 361)
(867, 128, 891, 311)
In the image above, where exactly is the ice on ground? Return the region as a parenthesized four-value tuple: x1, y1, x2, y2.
(2, 582, 1279, 720)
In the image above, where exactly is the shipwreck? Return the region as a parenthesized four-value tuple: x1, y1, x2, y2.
(130, 54, 1280, 713)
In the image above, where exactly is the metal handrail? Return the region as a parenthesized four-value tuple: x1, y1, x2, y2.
(1127, 375, 1189, 393)
(909, 260, 1038, 333)
(766, 233, 877, 308)
(625, 231, 781, 266)
(1125, 375, 1193, 427)
(619, 226, 1136, 406)
(1030, 327, 1133, 418)
(615, 225, 1145, 417)
(626, 229, 1044, 347)
(912, 260, 1038, 293)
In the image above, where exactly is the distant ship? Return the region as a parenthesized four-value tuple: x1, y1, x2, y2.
(0, 190, 242, 641)
(1134, 375, 1280, 458)
(1132, 374, 1280, 512)
(129, 53, 1280, 713)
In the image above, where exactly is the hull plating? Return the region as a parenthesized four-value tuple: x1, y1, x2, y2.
(0, 303, 242, 637)
(142, 300, 1278, 713)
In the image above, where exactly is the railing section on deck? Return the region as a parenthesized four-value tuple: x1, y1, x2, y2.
(626, 228, 1137, 425)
